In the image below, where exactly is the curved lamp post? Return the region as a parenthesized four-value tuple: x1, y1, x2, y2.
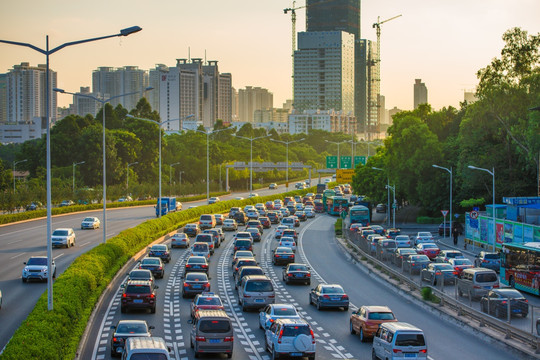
(169, 162, 180, 197)
(372, 166, 390, 227)
(13, 159, 28, 193)
(270, 138, 305, 190)
(432, 164, 453, 238)
(72, 161, 85, 195)
(468, 165, 496, 251)
(234, 134, 271, 195)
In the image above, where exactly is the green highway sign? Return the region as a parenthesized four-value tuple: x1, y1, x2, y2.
(340, 156, 352, 169)
(340, 210, 347, 219)
(354, 156, 366, 166)
(326, 156, 338, 169)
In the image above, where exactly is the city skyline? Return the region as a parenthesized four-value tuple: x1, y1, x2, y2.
(1, 0, 539, 112)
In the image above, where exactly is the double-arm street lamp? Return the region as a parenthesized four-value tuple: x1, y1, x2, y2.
(325, 140, 347, 169)
(169, 162, 180, 197)
(13, 159, 28, 193)
(468, 165, 496, 251)
(127, 162, 138, 194)
(432, 165, 453, 238)
(72, 161, 85, 195)
(55, 86, 153, 240)
(372, 166, 390, 227)
(270, 138, 305, 190)
(183, 126, 228, 203)
(0, 25, 143, 310)
(385, 184, 396, 229)
(234, 134, 271, 195)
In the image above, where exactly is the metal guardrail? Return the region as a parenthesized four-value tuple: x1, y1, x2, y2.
(341, 229, 540, 355)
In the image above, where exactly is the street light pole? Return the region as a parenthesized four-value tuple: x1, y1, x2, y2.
(127, 161, 138, 195)
(13, 159, 28, 193)
(1, 26, 142, 310)
(468, 165, 496, 252)
(325, 140, 347, 169)
(234, 134, 271, 194)
(179, 171, 185, 185)
(432, 165, 453, 238)
(72, 161, 85, 195)
(270, 138, 304, 191)
(372, 166, 390, 227)
(386, 184, 396, 229)
(170, 162, 180, 197)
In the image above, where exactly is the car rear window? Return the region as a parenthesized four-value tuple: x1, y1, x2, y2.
(484, 253, 499, 260)
(241, 268, 264, 277)
(142, 259, 160, 265)
(126, 285, 151, 294)
(116, 323, 148, 334)
(53, 230, 69, 236)
(236, 240, 252, 246)
(199, 320, 231, 333)
(193, 244, 209, 252)
(476, 272, 498, 283)
(200, 215, 212, 220)
(130, 354, 168, 360)
(368, 312, 395, 320)
(245, 280, 273, 292)
(395, 333, 425, 347)
(185, 273, 207, 281)
(196, 235, 213, 242)
(282, 325, 310, 336)
(274, 307, 297, 316)
(289, 265, 308, 271)
(321, 286, 344, 294)
(189, 258, 206, 264)
(197, 297, 222, 306)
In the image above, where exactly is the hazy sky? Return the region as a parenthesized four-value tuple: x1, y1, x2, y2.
(1, 1, 539, 111)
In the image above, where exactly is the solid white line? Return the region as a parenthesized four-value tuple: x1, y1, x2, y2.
(79, 241, 91, 247)
(9, 252, 25, 260)
(53, 253, 64, 260)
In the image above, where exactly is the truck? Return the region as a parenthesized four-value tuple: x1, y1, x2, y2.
(317, 183, 327, 194)
(156, 197, 178, 217)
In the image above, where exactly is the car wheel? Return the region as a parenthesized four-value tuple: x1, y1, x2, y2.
(350, 321, 356, 334)
(150, 306, 156, 314)
(343, 306, 349, 311)
(182, 292, 186, 298)
(22, 277, 27, 283)
(360, 327, 366, 342)
(372, 348, 378, 360)
(306, 280, 311, 285)
(194, 352, 200, 358)
(272, 346, 279, 360)
(53, 269, 56, 278)
(227, 353, 232, 359)
(316, 300, 322, 310)
(121, 306, 126, 314)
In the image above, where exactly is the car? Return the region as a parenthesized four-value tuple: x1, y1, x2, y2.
(199, 214, 216, 229)
(376, 239, 397, 261)
(421, 263, 458, 285)
(296, 210, 307, 221)
(259, 304, 302, 330)
(213, 214, 225, 225)
(222, 219, 238, 231)
(26, 201, 43, 211)
(305, 207, 315, 218)
(203, 229, 222, 248)
(194, 233, 215, 254)
(372, 322, 428, 360)
(235, 196, 244, 200)
(233, 238, 253, 252)
(415, 243, 440, 260)
(272, 246, 295, 265)
(228, 207, 241, 218)
(283, 197, 294, 205)
(282, 263, 311, 285)
(375, 203, 386, 213)
(281, 217, 296, 229)
(480, 289, 529, 318)
(279, 208, 290, 218)
(170, 232, 190, 248)
(246, 219, 264, 233)
(314, 201, 325, 213)
(51, 228, 76, 248)
(22, 256, 56, 282)
(278, 237, 297, 252)
(148, 244, 171, 263)
(127, 269, 155, 283)
(286, 205, 297, 216)
(246, 227, 262, 242)
(117, 196, 133, 202)
(231, 250, 256, 268)
(246, 209, 259, 220)
(235, 266, 265, 289)
(208, 197, 220, 204)
(248, 193, 259, 198)
(265, 318, 316, 360)
(190, 292, 224, 319)
(184, 223, 200, 237)
(59, 200, 75, 207)
(232, 258, 258, 278)
(434, 250, 465, 263)
(120, 280, 158, 313)
(259, 216, 271, 229)
(350, 223, 364, 232)
(309, 284, 349, 310)
(282, 229, 298, 241)
(403, 255, 431, 274)
(182, 272, 211, 297)
(385, 228, 401, 239)
(415, 231, 434, 245)
(448, 258, 474, 277)
(370, 225, 385, 235)
(349, 305, 397, 342)
(233, 210, 248, 225)
(190, 242, 211, 261)
(184, 256, 209, 273)
(110, 320, 154, 357)
(324, 178, 331, 184)
(474, 251, 501, 272)
(269, 183, 278, 189)
(81, 216, 100, 229)
(139, 257, 165, 279)
(274, 225, 289, 239)
(394, 235, 411, 248)
(392, 248, 418, 267)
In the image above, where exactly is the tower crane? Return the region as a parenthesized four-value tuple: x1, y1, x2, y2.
(370, 14, 401, 138)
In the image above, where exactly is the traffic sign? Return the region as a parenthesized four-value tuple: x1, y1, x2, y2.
(326, 156, 338, 169)
(336, 169, 355, 183)
(340, 210, 347, 219)
(441, 210, 449, 217)
(354, 156, 366, 167)
(470, 211, 479, 219)
(340, 156, 352, 169)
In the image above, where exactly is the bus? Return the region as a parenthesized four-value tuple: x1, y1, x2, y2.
(326, 196, 349, 216)
(500, 242, 540, 296)
(322, 189, 336, 208)
(349, 205, 370, 225)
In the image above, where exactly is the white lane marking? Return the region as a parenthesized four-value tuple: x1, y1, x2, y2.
(53, 253, 64, 260)
(9, 252, 25, 259)
(79, 241, 91, 247)
(91, 285, 124, 359)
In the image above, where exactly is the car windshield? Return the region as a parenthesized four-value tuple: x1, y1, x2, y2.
(27, 258, 47, 266)
(484, 253, 499, 260)
(142, 259, 160, 265)
(130, 271, 151, 279)
(282, 325, 310, 336)
(418, 232, 432, 237)
(52, 230, 68, 236)
(189, 258, 206, 264)
(151, 245, 167, 251)
(395, 334, 426, 347)
(83, 217, 94, 222)
(274, 307, 298, 316)
(476, 272, 498, 283)
(197, 297, 222, 306)
(185, 273, 207, 281)
(199, 320, 231, 333)
(245, 281, 273, 292)
(116, 322, 148, 334)
(368, 312, 395, 320)
(453, 259, 472, 265)
(126, 285, 151, 294)
(321, 286, 344, 294)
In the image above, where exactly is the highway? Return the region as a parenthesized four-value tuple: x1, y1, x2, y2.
(78, 211, 523, 359)
(0, 183, 296, 353)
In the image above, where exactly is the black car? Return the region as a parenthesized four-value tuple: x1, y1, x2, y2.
(296, 211, 307, 221)
(110, 320, 154, 357)
(246, 228, 262, 242)
(234, 211, 248, 225)
(182, 272, 211, 297)
(184, 256, 209, 274)
(229, 207, 241, 219)
(267, 211, 280, 224)
(233, 239, 253, 252)
(272, 247, 295, 265)
(235, 266, 265, 289)
(138, 257, 164, 279)
(480, 289, 529, 318)
(121, 280, 158, 313)
(148, 244, 171, 263)
(282, 263, 311, 285)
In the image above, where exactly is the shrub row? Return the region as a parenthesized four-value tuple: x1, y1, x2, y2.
(335, 218, 343, 235)
(416, 216, 444, 224)
(0, 191, 230, 225)
(0, 187, 316, 359)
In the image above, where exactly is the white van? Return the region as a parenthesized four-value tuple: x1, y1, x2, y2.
(372, 322, 427, 360)
(122, 336, 171, 360)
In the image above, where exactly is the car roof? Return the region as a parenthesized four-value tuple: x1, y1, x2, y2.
(363, 305, 393, 312)
(381, 322, 422, 332)
(274, 318, 309, 326)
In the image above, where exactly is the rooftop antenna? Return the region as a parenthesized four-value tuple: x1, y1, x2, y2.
(188, 47, 191, 62)
(205, 49, 207, 65)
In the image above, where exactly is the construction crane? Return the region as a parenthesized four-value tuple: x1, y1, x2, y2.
(370, 14, 401, 138)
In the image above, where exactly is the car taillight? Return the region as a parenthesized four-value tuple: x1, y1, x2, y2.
(195, 336, 206, 341)
(205, 283, 210, 288)
(158, 267, 162, 270)
(310, 329, 315, 343)
(184, 282, 189, 287)
(122, 293, 127, 298)
(269, 294, 275, 298)
(493, 284, 499, 288)
(307, 273, 311, 277)
(186, 264, 191, 268)
(113, 337, 118, 342)
(278, 329, 283, 343)
(501, 300, 507, 304)
(419, 349, 427, 353)
(342, 294, 349, 300)
(323, 295, 330, 299)
(202, 265, 208, 268)
(393, 349, 402, 353)
(224, 336, 234, 342)
(288, 273, 293, 277)
(412, 263, 416, 266)
(149, 293, 155, 298)
(453, 271, 458, 275)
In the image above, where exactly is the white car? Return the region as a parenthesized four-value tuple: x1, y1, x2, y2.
(415, 232, 434, 245)
(274, 225, 289, 239)
(222, 219, 238, 231)
(279, 237, 297, 252)
(395, 235, 412, 248)
(81, 216, 100, 229)
(170, 233, 190, 248)
(258, 303, 302, 330)
(52, 228, 76, 248)
(280, 217, 295, 229)
(304, 207, 315, 218)
(22, 256, 56, 282)
(248, 193, 259, 198)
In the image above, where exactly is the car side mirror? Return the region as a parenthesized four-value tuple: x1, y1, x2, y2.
(155, 285, 159, 289)
(188, 319, 193, 324)
(475, 255, 479, 258)
(110, 325, 116, 330)
(23, 262, 27, 265)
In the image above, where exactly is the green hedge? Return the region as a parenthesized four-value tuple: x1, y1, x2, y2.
(416, 216, 444, 224)
(0, 187, 316, 359)
(335, 218, 343, 235)
(0, 191, 230, 225)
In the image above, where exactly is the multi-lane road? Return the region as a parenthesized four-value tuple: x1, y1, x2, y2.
(78, 212, 523, 359)
(0, 184, 292, 353)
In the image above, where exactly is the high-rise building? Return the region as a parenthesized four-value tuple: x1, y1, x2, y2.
(288, 109, 355, 135)
(238, 86, 273, 123)
(294, 31, 355, 114)
(357, 39, 379, 137)
(148, 64, 168, 112)
(92, 66, 149, 111)
(218, 73, 233, 123)
(72, 87, 101, 117)
(414, 79, 428, 109)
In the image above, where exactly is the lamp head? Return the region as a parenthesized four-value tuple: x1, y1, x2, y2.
(53, 88, 65, 93)
(120, 26, 142, 36)
(144, 86, 154, 92)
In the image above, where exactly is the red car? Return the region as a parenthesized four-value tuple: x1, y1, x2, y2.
(314, 202, 325, 213)
(449, 258, 474, 277)
(190, 293, 224, 320)
(259, 216, 271, 229)
(415, 243, 440, 259)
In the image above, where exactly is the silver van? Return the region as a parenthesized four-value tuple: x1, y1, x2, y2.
(189, 310, 233, 358)
(122, 336, 171, 360)
(372, 322, 427, 360)
(457, 267, 499, 299)
(238, 275, 275, 311)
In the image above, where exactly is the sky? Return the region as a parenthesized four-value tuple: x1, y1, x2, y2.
(1, 0, 539, 112)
